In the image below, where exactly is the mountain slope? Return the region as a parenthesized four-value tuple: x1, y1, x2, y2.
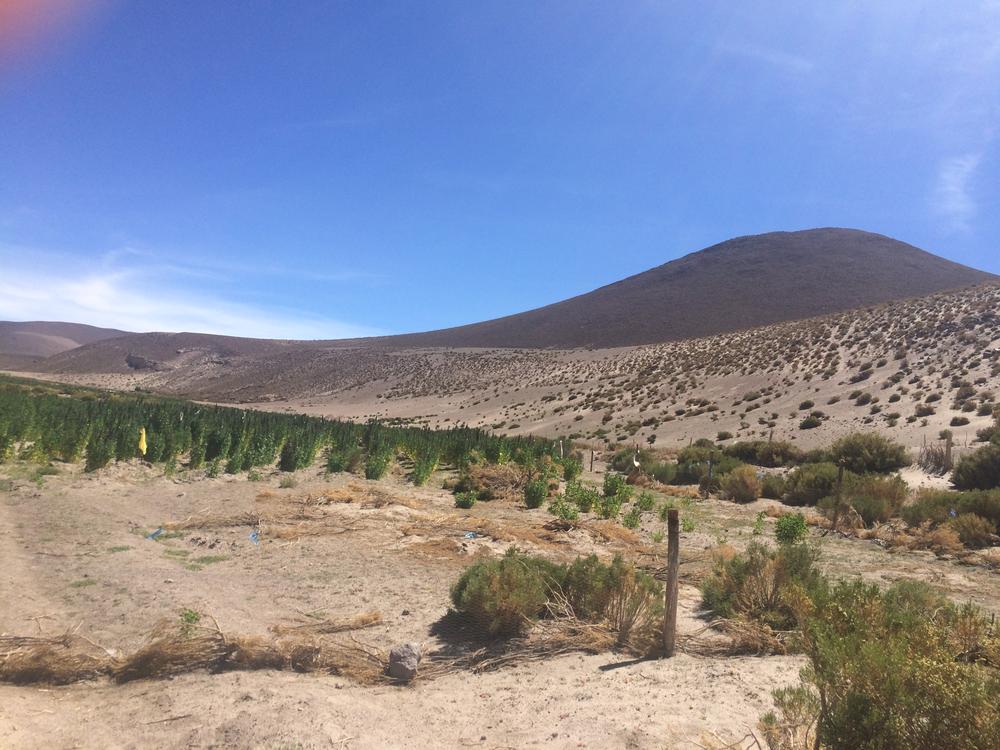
(0, 321, 129, 369)
(25, 228, 997, 378)
(373, 228, 996, 348)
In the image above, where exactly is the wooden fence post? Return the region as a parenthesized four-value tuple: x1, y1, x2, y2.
(663, 508, 680, 657)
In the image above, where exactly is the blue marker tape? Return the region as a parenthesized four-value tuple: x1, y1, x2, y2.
(146, 527, 163, 540)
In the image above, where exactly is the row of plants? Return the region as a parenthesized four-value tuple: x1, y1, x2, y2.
(0, 376, 554, 479)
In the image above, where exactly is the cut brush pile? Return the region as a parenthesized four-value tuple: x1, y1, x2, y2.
(0, 612, 388, 687)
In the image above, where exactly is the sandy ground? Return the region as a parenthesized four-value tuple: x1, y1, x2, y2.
(0, 460, 997, 749)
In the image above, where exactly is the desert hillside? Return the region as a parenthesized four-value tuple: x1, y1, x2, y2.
(0, 321, 128, 370)
(20, 282, 1000, 455)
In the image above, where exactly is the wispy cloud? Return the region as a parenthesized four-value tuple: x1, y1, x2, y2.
(714, 41, 814, 75)
(0, 245, 384, 339)
(933, 153, 982, 232)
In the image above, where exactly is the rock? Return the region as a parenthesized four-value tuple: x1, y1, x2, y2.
(388, 642, 421, 682)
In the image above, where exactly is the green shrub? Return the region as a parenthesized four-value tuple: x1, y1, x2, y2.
(902, 488, 1000, 530)
(830, 432, 909, 474)
(724, 440, 804, 468)
(451, 551, 662, 643)
(450, 548, 563, 637)
(649, 461, 677, 484)
(635, 490, 656, 512)
(364, 449, 393, 480)
(622, 505, 642, 529)
(603, 472, 629, 497)
(561, 457, 583, 482)
(775, 513, 808, 544)
(411, 450, 439, 486)
(597, 490, 625, 520)
(952, 444, 1000, 490)
(565, 480, 599, 513)
(833, 474, 908, 526)
(524, 478, 547, 509)
(547, 494, 579, 522)
(716, 431, 733, 441)
(454, 491, 477, 509)
(784, 463, 844, 506)
(951, 416, 971, 427)
(720, 464, 761, 502)
(799, 580, 1000, 749)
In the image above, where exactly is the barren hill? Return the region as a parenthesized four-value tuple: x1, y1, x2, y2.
(374, 227, 995, 348)
(0, 321, 128, 370)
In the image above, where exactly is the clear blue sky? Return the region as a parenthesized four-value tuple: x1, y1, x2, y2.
(2, 1, 998, 338)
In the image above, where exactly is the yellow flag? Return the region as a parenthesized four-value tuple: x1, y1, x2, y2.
(138, 427, 147, 456)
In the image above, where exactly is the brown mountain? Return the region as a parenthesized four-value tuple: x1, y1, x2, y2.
(372, 228, 996, 349)
(0, 321, 129, 370)
(22, 228, 998, 378)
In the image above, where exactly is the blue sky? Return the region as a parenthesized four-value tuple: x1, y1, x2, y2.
(2, 1, 999, 338)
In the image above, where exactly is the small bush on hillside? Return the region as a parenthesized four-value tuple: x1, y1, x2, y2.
(720, 464, 761, 503)
(635, 490, 656, 511)
(524, 479, 547, 508)
(775, 513, 808, 545)
(799, 415, 822, 430)
(830, 432, 910, 474)
(597, 489, 626, 520)
(326, 446, 363, 474)
(716, 430, 733, 441)
(951, 416, 971, 427)
(952, 444, 1000, 490)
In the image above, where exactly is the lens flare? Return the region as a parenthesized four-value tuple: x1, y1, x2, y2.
(0, 0, 104, 71)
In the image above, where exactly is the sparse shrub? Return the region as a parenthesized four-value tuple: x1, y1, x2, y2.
(775, 513, 808, 545)
(824, 474, 907, 526)
(902, 488, 1000, 531)
(524, 479, 547, 508)
(622, 505, 642, 529)
(951, 416, 971, 427)
(830, 432, 910, 474)
(720, 464, 761, 503)
(798, 400, 815, 410)
(547, 493, 579, 522)
(716, 431, 733, 441)
(948, 513, 996, 548)
(701, 540, 819, 630)
(454, 491, 477, 509)
(278, 475, 297, 489)
(915, 404, 936, 418)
